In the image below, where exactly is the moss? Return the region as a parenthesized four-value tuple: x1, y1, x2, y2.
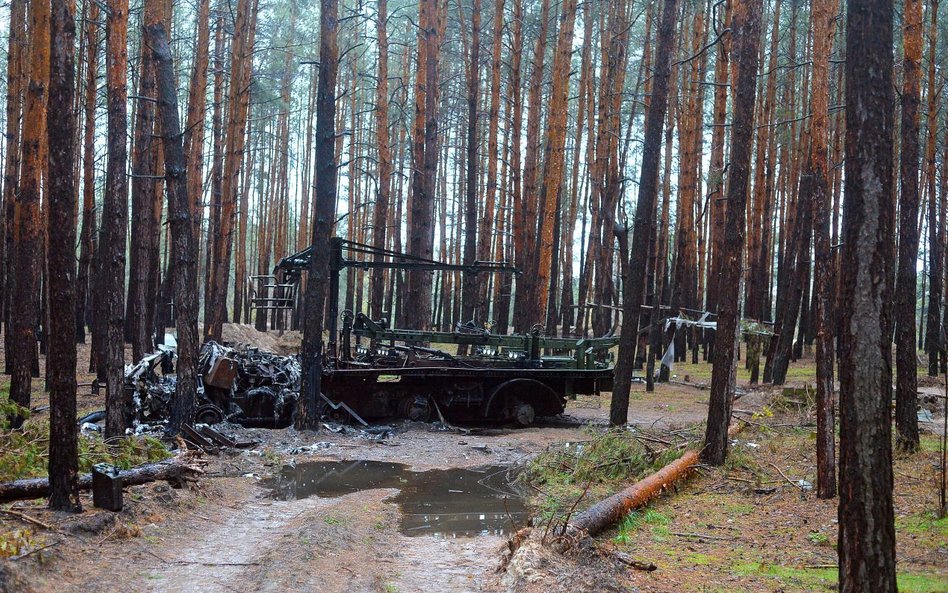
(733, 562, 948, 593)
(0, 392, 171, 482)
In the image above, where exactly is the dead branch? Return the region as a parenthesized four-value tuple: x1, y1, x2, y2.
(0, 452, 204, 503)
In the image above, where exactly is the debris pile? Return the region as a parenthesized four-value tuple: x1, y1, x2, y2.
(200, 341, 301, 428)
(124, 342, 301, 428)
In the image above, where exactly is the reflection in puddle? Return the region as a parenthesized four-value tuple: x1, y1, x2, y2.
(265, 460, 528, 538)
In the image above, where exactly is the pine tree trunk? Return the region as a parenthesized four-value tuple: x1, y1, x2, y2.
(806, 0, 839, 496)
(837, 0, 898, 587)
(610, 0, 678, 426)
(207, 0, 257, 342)
(459, 0, 481, 329)
(535, 0, 578, 326)
(512, 0, 551, 332)
(893, 0, 922, 453)
(127, 0, 161, 362)
(3, 0, 27, 377)
(298, 0, 339, 430)
(101, 0, 130, 439)
(10, 0, 50, 425)
(370, 0, 392, 321)
(47, 0, 81, 511)
(76, 0, 98, 344)
(148, 22, 200, 436)
(702, 0, 763, 465)
(924, 0, 941, 376)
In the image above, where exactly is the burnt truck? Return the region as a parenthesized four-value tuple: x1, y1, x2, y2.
(251, 238, 618, 427)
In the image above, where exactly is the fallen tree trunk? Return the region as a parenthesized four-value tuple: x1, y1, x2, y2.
(565, 424, 741, 538)
(0, 453, 203, 503)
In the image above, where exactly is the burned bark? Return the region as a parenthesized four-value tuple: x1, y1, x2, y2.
(894, 0, 923, 453)
(147, 22, 200, 437)
(47, 0, 81, 512)
(297, 0, 339, 430)
(837, 0, 898, 587)
(702, 0, 763, 466)
(10, 0, 50, 425)
(610, 0, 679, 426)
(101, 0, 130, 439)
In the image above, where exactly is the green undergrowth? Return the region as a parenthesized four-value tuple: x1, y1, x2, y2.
(518, 427, 684, 523)
(733, 562, 948, 593)
(0, 392, 170, 482)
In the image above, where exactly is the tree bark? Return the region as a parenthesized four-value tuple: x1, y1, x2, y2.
(808, 0, 840, 498)
(47, 0, 80, 511)
(100, 0, 130, 439)
(460, 0, 481, 329)
(10, 0, 50, 426)
(297, 0, 339, 430)
(535, 0, 579, 326)
(837, 0, 898, 587)
(370, 0, 392, 321)
(702, 0, 763, 465)
(610, 0, 679, 426)
(76, 0, 98, 344)
(147, 22, 200, 437)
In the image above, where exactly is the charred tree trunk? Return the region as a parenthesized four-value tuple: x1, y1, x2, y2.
(76, 0, 98, 344)
(610, 0, 679, 426)
(894, 0, 922, 452)
(805, 0, 839, 497)
(47, 0, 81, 511)
(10, 0, 50, 425)
(924, 0, 941, 376)
(837, 0, 898, 587)
(101, 0, 130, 439)
(297, 0, 339, 430)
(460, 0, 481, 328)
(702, 0, 763, 465)
(370, 0, 392, 321)
(148, 22, 200, 436)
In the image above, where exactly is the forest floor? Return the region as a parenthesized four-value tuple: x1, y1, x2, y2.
(0, 327, 946, 593)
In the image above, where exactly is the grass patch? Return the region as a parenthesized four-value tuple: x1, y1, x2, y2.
(519, 428, 683, 521)
(733, 562, 948, 593)
(613, 508, 671, 544)
(0, 392, 170, 482)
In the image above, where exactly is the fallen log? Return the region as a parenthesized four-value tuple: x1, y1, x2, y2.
(564, 423, 742, 538)
(0, 453, 203, 503)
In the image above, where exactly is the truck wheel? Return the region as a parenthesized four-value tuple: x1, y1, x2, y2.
(513, 401, 535, 427)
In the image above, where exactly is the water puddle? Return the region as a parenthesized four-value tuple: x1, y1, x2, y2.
(265, 460, 529, 538)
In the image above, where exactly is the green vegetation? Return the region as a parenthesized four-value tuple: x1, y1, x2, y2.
(614, 508, 671, 544)
(0, 392, 170, 482)
(733, 562, 948, 593)
(519, 428, 685, 521)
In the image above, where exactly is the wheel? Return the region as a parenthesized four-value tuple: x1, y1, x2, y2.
(513, 401, 535, 427)
(194, 404, 224, 425)
(398, 396, 432, 422)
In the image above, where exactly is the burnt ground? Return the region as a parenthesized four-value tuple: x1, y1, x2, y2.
(1, 329, 946, 593)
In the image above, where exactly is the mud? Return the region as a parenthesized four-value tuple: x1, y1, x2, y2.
(266, 460, 529, 537)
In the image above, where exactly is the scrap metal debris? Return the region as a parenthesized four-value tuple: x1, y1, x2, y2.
(124, 341, 301, 429)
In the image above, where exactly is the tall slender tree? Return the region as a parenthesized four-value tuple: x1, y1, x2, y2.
(298, 0, 340, 430)
(10, 0, 50, 426)
(610, 0, 680, 426)
(894, 0, 923, 452)
(702, 0, 763, 465)
(47, 0, 80, 511)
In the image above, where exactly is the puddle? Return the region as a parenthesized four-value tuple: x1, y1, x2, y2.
(265, 460, 529, 538)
